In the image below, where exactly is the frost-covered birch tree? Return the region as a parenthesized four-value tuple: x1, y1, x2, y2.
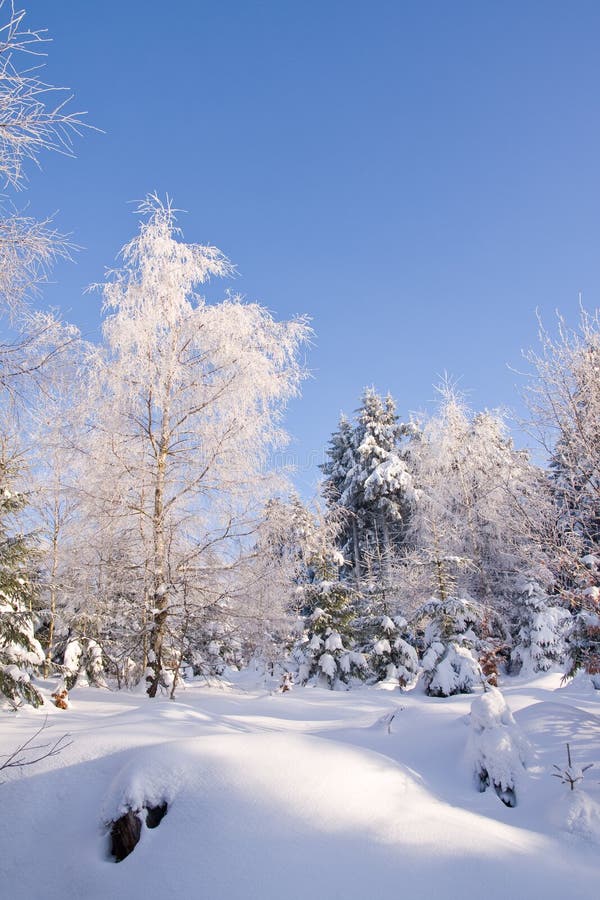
(405, 384, 550, 612)
(524, 308, 600, 678)
(0, 0, 86, 396)
(84, 197, 310, 696)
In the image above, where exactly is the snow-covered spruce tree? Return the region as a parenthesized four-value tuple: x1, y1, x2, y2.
(0, 439, 44, 707)
(365, 614, 419, 689)
(563, 555, 600, 684)
(320, 415, 361, 581)
(295, 580, 366, 689)
(510, 582, 569, 674)
(82, 197, 310, 696)
(321, 388, 413, 587)
(415, 597, 484, 697)
(260, 496, 359, 688)
(565, 611, 600, 687)
(353, 389, 413, 572)
(243, 494, 338, 677)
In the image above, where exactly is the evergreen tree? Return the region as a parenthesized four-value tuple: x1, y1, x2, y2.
(416, 597, 484, 697)
(294, 580, 366, 689)
(321, 388, 414, 586)
(364, 614, 419, 688)
(321, 414, 362, 581)
(565, 610, 600, 686)
(562, 555, 600, 683)
(0, 444, 44, 708)
(510, 582, 569, 674)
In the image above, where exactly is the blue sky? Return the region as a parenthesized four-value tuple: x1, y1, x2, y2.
(18, 1, 600, 492)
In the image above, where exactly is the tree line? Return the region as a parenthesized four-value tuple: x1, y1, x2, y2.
(1, 2, 599, 706)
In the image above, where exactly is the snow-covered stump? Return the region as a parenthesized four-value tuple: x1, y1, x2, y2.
(467, 687, 529, 807)
(109, 802, 168, 862)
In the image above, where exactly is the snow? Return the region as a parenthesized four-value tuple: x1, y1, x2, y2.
(0, 673, 599, 899)
(63, 639, 83, 674)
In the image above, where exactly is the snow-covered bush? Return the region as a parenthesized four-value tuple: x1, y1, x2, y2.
(467, 686, 529, 806)
(422, 641, 482, 698)
(417, 597, 483, 697)
(189, 617, 243, 677)
(61, 638, 107, 689)
(510, 582, 569, 674)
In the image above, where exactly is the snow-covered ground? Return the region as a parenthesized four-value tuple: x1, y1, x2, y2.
(1, 672, 599, 899)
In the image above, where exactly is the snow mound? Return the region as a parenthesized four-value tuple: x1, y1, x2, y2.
(563, 791, 600, 845)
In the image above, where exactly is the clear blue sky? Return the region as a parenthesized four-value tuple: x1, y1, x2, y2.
(19, 0, 600, 492)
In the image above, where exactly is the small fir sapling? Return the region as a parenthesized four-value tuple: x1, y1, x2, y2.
(467, 686, 529, 807)
(51, 688, 69, 709)
(552, 743, 593, 791)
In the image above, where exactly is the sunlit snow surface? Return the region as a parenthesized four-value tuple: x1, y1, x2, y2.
(1, 672, 599, 899)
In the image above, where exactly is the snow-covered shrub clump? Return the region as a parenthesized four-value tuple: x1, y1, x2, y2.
(510, 582, 569, 674)
(417, 597, 483, 697)
(189, 617, 243, 677)
(467, 686, 529, 807)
